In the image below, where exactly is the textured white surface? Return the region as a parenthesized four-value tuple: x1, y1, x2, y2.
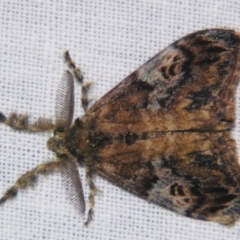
(0, 1, 240, 239)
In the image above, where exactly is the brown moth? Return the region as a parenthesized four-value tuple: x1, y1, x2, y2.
(1, 29, 240, 226)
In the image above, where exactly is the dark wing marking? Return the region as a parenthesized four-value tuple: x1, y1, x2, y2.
(60, 157, 85, 214)
(87, 29, 240, 132)
(55, 71, 74, 130)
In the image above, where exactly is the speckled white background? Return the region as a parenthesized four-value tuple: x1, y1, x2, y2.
(0, 1, 240, 239)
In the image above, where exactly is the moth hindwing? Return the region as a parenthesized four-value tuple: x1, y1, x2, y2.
(1, 29, 240, 226)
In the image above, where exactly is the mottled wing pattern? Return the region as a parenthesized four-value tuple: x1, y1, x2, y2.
(96, 132, 240, 224)
(77, 29, 240, 224)
(88, 29, 240, 132)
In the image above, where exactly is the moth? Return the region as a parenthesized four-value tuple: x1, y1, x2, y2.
(1, 29, 240, 226)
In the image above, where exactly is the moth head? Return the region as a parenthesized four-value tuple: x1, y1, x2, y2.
(47, 129, 68, 155)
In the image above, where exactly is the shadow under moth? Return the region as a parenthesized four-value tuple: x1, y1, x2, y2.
(1, 29, 240, 226)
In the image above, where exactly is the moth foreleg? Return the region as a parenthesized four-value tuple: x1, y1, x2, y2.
(81, 82, 93, 112)
(0, 112, 54, 132)
(63, 50, 93, 113)
(0, 161, 61, 205)
(63, 50, 83, 83)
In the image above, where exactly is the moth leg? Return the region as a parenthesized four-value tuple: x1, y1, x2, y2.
(63, 50, 93, 113)
(0, 161, 61, 205)
(81, 82, 93, 113)
(84, 167, 99, 226)
(0, 112, 54, 132)
(63, 50, 83, 83)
